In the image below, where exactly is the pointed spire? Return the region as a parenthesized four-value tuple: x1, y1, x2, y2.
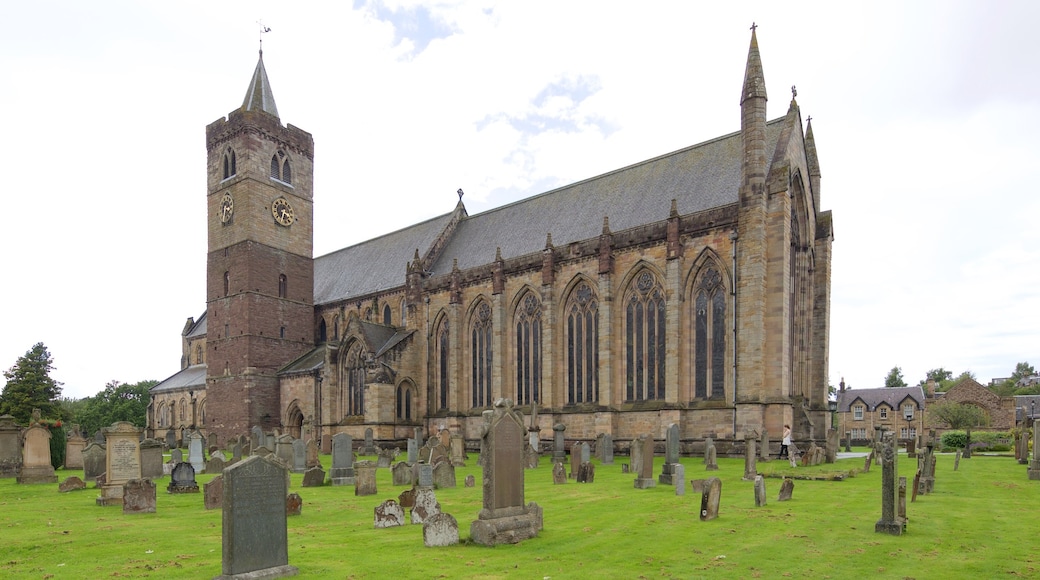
(242, 50, 280, 118)
(805, 116, 822, 208)
(741, 25, 767, 104)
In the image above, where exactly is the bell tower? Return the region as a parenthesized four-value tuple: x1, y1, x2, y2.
(204, 50, 315, 444)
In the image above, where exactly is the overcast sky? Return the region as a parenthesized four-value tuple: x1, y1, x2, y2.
(3, 1, 1038, 399)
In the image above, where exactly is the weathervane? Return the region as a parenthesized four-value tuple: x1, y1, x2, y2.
(791, 85, 797, 99)
(457, 188, 464, 202)
(258, 20, 272, 55)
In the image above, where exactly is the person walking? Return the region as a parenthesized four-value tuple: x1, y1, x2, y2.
(780, 424, 792, 459)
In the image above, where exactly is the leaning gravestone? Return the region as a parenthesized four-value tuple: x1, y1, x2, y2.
(374, 499, 405, 528)
(97, 421, 142, 505)
(204, 475, 223, 510)
(633, 434, 656, 489)
(0, 415, 22, 478)
(699, 477, 722, 521)
(18, 420, 57, 484)
(217, 455, 297, 579)
(301, 466, 325, 487)
(123, 478, 156, 514)
(423, 512, 460, 547)
(59, 476, 86, 493)
(330, 433, 355, 486)
(659, 424, 680, 485)
(82, 442, 106, 482)
(470, 399, 543, 546)
(778, 478, 795, 501)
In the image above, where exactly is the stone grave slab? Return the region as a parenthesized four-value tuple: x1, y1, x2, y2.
(123, 478, 156, 514)
(374, 499, 405, 528)
(423, 512, 460, 547)
(204, 475, 223, 510)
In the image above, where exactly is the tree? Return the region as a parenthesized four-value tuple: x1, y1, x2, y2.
(918, 368, 953, 387)
(928, 399, 989, 430)
(990, 362, 1036, 396)
(884, 366, 907, 388)
(72, 380, 156, 437)
(0, 343, 65, 424)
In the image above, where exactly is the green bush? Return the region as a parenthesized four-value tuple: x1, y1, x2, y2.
(942, 431, 966, 450)
(940, 431, 1013, 452)
(47, 422, 66, 469)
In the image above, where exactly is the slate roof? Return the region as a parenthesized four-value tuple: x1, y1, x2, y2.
(279, 344, 327, 375)
(1014, 395, 1040, 420)
(150, 364, 207, 394)
(313, 118, 785, 304)
(242, 51, 279, 118)
(186, 312, 206, 339)
(837, 386, 927, 413)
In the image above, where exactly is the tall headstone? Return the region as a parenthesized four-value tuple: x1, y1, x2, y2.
(165, 428, 177, 450)
(552, 423, 566, 464)
(576, 461, 595, 483)
(291, 438, 307, 473)
(569, 444, 582, 479)
(1028, 419, 1040, 480)
(825, 428, 839, 464)
(673, 464, 685, 496)
(392, 461, 413, 486)
(354, 460, 377, 496)
(596, 433, 614, 464)
(699, 477, 722, 521)
(250, 425, 263, 450)
(633, 434, 656, 489)
(97, 421, 142, 505)
(875, 434, 903, 535)
(140, 438, 164, 479)
(414, 427, 424, 448)
(433, 461, 456, 489)
(122, 478, 157, 514)
(659, 424, 680, 485)
(898, 476, 907, 524)
(204, 475, 223, 510)
(450, 434, 466, 467)
(470, 399, 543, 546)
(330, 433, 355, 486)
(187, 431, 205, 474)
(64, 430, 87, 470)
(82, 442, 106, 482)
(705, 439, 718, 471)
(217, 455, 297, 579)
(754, 475, 767, 507)
(742, 431, 758, 481)
(552, 462, 567, 484)
(363, 428, 375, 455)
(759, 428, 770, 461)
(407, 438, 418, 464)
(274, 435, 294, 467)
(0, 415, 22, 478)
(17, 421, 57, 484)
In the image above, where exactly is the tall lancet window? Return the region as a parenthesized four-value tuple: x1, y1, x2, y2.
(436, 319, 450, 410)
(344, 342, 366, 417)
(566, 282, 599, 404)
(222, 147, 236, 179)
(514, 293, 541, 405)
(625, 270, 666, 401)
(471, 302, 493, 408)
(694, 267, 727, 399)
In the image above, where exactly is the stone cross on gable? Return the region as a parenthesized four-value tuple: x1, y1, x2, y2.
(750, 22, 757, 32)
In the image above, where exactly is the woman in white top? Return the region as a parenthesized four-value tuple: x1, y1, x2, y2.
(780, 425, 792, 459)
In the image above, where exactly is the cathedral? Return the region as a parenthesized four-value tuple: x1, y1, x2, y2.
(148, 29, 834, 454)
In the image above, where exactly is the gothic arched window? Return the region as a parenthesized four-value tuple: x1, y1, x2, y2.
(319, 319, 327, 343)
(471, 302, 493, 409)
(223, 271, 230, 296)
(222, 147, 236, 179)
(397, 383, 414, 420)
(514, 293, 541, 405)
(566, 282, 599, 404)
(195, 345, 203, 365)
(625, 270, 666, 401)
(436, 319, 450, 410)
(344, 342, 366, 417)
(270, 150, 292, 184)
(694, 267, 727, 399)
(383, 303, 392, 326)
(278, 274, 287, 298)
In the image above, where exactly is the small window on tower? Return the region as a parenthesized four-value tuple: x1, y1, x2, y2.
(223, 147, 237, 180)
(270, 154, 280, 180)
(279, 274, 287, 298)
(224, 271, 230, 296)
(282, 159, 292, 184)
(280, 326, 286, 339)
(270, 150, 292, 184)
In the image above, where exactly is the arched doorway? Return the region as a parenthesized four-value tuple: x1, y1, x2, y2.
(286, 402, 304, 439)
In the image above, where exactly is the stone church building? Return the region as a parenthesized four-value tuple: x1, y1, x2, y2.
(149, 29, 834, 454)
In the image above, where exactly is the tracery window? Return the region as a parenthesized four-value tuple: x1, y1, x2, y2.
(694, 267, 726, 399)
(222, 147, 236, 179)
(344, 342, 366, 416)
(471, 302, 493, 408)
(397, 383, 414, 420)
(625, 271, 666, 401)
(515, 293, 541, 405)
(566, 282, 598, 404)
(436, 320, 450, 410)
(270, 150, 292, 184)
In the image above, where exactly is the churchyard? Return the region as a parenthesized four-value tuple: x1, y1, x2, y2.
(2, 440, 1038, 579)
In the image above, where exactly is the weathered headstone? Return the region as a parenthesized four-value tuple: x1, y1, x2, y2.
(165, 428, 177, 451)
(0, 415, 22, 478)
(742, 431, 758, 481)
(552, 423, 566, 464)
(825, 428, 839, 463)
(64, 431, 86, 470)
(374, 499, 405, 528)
(760, 428, 770, 462)
(778, 478, 794, 501)
(377, 447, 395, 468)
(355, 460, 377, 496)
(208, 432, 218, 449)
(407, 438, 418, 464)
(596, 433, 614, 464)
(18, 421, 57, 484)
(423, 512, 460, 547)
(286, 492, 303, 516)
(304, 439, 319, 469)
(754, 475, 767, 507)
(633, 434, 656, 489)
(954, 449, 961, 471)
(898, 476, 907, 524)
(465, 474, 475, 487)
(524, 442, 539, 469)
(659, 424, 681, 485)
(140, 438, 164, 479)
(570, 444, 582, 479)
(97, 422, 142, 505)
(330, 433, 355, 486)
(218, 455, 297, 578)
(59, 476, 86, 492)
(167, 462, 200, 493)
(188, 431, 205, 475)
(171, 448, 183, 464)
(291, 438, 307, 473)
(552, 462, 567, 484)
(691, 478, 706, 495)
(875, 435, 903, 535)
(206, 456, 227, 475)
(433, 458, 456, 488)
(82, 442, 106, 482)
(411, 487, 441, 525)
(302, 466, 325, 487)
(398, 487, 416, 508)
(250, 425, 263, 450)
(576, 461, 595, 483)
(674, 464, 685, 496)
(123, 478, 156, 514)
(414, 427, 424, 449)
(392, 461, 413, 486)
(470, 399, 543, 545)
(906, 438, 917, 459)
(363, 428, 375, 455)
(1028, 420, 1040, 480)
(699, 477, 722, 521)
(204, 475, 223, 510)
(450, 434, 466, 467)
(417, 463, 434, 488)
(275, 435, 294, 467)
(705, 440, 718, 471)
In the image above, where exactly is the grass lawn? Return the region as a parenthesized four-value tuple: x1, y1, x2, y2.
(2, 449, 1037, 579)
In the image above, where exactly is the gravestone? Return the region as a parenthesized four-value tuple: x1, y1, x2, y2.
(570, 444, 582, 479)
(631, 437, 644, 475)
(450, 434, 466, 467)
(330, 433, 355, 486)
(286, 492, 302, 516)
(123, 478, 156, 514)
(875, 434, 903, 535)
(355, 460, 378, 496)
(825, 428, 839, 464)
(82, 442, 106, 482)
(524, 443, 539, 469)
(414, 463, 432, 489)
(95, 429, 105, 444)
(59, 476, 86, 492)
(596, 433, 614, 464)
(171, 448, 183, 464)
(760, 428, 770, 461)
(552, 423, 566, 464)
(275, 435, 294, 467)
(778, 478, 794, 501)
(552, 462, 567, 484)
(576, 461, 595, 483)
(392, 461, 413, 486)
(414, 427, 424, 448)
(659, 424, 680, 485)
(363, 428, 376, 455)
(18, 422, 57, 484)
(411, 487, 441, 525)
(433, 460, 456, 488)
(465, 474, 475, 487)
(742, 431, 758, 481)
(377, 447, 395, 468)
(187, 431, 205, 474)
(906, 438, 917, 459)
(232, 443, 243, 463)
(423, 512, 460, 547)
(407, 438, 418, 463)
(1017, 433, 1028, 464)
(691, 478, 706, 495)
(167, 462, 199, 493)
(398, 487, 416, 508)
(250, 425, 263, 450)
(699, 477, 722, 521)
(302, 466, 325, 487)
(633, 435, 656, 489)
(140, 438, 164, 479)
(0, 415, 21, 478)
(291, 439, 307, 473)
(208, 432, 218, 450)
(165, 428, 177, 451)
(898, 476, 907, 524)
(470, 399, 543, 546)
(528, 427, 540, 454)
(705, 440, 718, 471)
(621, 463, 629, 473)
(204, 475, 223, 510)
(374, 499, 406, 528)
(65, 432, 86, 470)
(206, 456, 227, 475)
(1029, 420, 1040, 480)
(754, 475, 767, 507)
(674, 464, 685, 496)
(97, 422, 142, 505)
(218, 455, 297, 579)
(439, 429, 451, 450)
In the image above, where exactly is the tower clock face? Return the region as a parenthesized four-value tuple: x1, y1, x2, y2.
(272, 197, 295, 226)
(219, 193, 234, 223)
